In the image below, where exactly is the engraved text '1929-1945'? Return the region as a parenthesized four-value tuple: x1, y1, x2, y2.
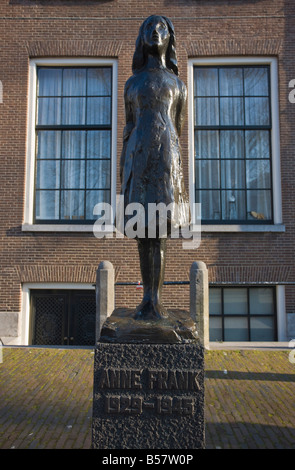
(98, 368, 201, 416)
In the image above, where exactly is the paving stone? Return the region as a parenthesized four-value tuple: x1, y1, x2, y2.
(0, 347, 294, 449)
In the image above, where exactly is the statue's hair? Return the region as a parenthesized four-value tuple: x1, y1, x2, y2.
(132, 15, 179, 76)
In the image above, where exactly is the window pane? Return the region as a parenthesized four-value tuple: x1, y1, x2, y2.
(195, 130, 219, 159)
(35, 66, 113, 224)
(224, 288, 248, 315)
(245, 130, 270, 159)
(62, 97, 86, 125)
(195, 98, 219, 126)
(37, 97, 61, 125)
(87, 130, 111, 159)
(249, 288, 274, 315)
(220, 131, 244, 159)
(37, 131, 61, 159)
(194, 68, 218, 96)
(196, 160, 220, 189)
(209, 288, 222, 315)
(62, 131, 86, 159)
(222, 190, 246, 220)
(86, 160, 111, 189)
(36, 160, 60, 189)
(250, 317, 275, 341)
(247, 190, 272, 220)
(246, 160, 271, 189)
(35, 190, 59, 220)
(62, 68, 86, 96)
(219, 68, 243, 96)
(245, 97, 269, 125)
(196, 190, 220, 220)
(61, 161, 85, 189)
(244, 68, 269, 96)
(61, 190, 84, 220)
(87, 97, 111, 125)
(209, 286, 276, 343)
(38, 68, 62, 96)
(224, 317, 248, 341)
(220, 97, 244, 125)
(86, 189, 111, 220)
(209, 317, 223, 341)
(193, 65, 272, 224)
(87, 68, 112, 96)
(221, 161, 245, 189)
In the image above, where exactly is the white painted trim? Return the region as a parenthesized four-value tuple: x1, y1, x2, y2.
(21, 283, 95, 345)
(21, 284, 30, 345)
(269, 59, 282, 224)
(111, 60, 118, 221)
(188, 56, 282, 228)
(187, 60, 196, 222)
(24, 60, 37, 225)
(276, 285, 287, 341)
(24, 282, 95, 289)
(24, 57, 118, 226)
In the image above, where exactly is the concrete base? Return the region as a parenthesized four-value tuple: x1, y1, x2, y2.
(0, 312, 19, 344)
(0, 337, 22, 346)
(287, 313, 295, 339)
(209, 341, 291, 350)
(92, 342, 205, 449)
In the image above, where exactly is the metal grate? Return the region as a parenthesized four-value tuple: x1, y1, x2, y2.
(33, 295, 65, 345)
(72, 294, 96, 346)
(31, 290, 95, 346)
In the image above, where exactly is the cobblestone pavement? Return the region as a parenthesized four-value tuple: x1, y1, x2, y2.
(0, 346, 294, 449)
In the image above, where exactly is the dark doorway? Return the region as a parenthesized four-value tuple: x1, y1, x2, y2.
(31, 289, 96, 346)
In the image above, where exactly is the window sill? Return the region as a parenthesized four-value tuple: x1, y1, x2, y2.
(22, 223, 285, 234)
(22, 224, 96, 232)
(199, 224, 285, 233)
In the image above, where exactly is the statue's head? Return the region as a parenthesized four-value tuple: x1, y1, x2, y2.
(132, 15, 178, 76)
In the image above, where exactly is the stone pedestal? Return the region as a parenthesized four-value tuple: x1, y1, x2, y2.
(92, 342, 205, 449)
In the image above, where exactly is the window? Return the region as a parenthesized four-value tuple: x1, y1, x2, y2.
(190, 59, 281, 225)
(209, 287, 277, 341)
(25, 59, 117, 227)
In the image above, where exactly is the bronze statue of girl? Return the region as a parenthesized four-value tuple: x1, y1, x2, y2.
(120, 15, 190, 321)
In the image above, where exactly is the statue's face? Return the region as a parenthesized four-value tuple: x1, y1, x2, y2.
(142, 16, 170, 55)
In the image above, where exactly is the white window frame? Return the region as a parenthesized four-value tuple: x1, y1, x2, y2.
(188, 57, 284, 233)
(208, 284, 287, 343)
(276, 285, 287, 342)
(23, 58, 118, 232)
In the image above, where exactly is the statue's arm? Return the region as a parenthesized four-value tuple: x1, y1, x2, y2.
(123, 95, 135, 142)
(120, 79, 135, 183)
(176, 79, 187, 137)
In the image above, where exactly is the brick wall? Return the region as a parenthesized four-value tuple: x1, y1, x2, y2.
(0, 0, 294, 336)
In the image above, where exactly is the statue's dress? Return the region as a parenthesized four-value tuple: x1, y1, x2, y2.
(120, 67, 190, 231)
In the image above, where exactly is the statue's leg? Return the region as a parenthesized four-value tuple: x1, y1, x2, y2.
(135, 237, 168, 320)
(137, 237, 152, 302)
(151, 237, 167, 316)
